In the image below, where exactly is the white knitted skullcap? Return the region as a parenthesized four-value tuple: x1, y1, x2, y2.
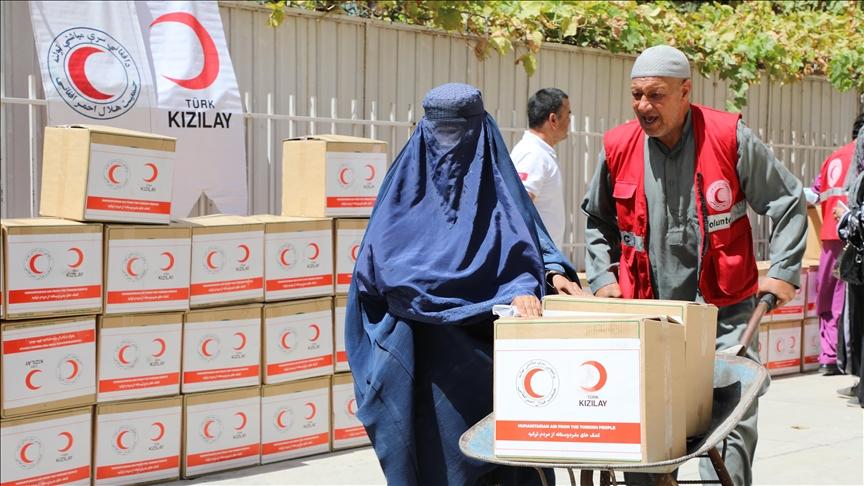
(631, 45, 691, 79)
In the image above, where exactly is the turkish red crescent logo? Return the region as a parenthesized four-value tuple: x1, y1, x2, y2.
(25, 369, 42, 390)
(28, 253, 46, 275)
(117, 344, 133, 366)
(144, 163, 159, 183)
(827, 158, 843, 187)
(346, 398, 357, 416)
(64, 359, 80, 380)
(206, 250, 220, 270)
(237, 244, 251, 263)
(706, 180, 733, 212)
(308, 324, 321, 342)
(339, 167, 353, 186)
(115, 430, 130, 451)
(234, 412, 247, 431)
(200, 338, 216, 358)
(280, 330, 294, 351)
(161, 251, 175, 271)
(305, 402, 317, 420)
(202, 419, 217, 439)
(126, 256, 140, 277)
(306, 242, 320, 261)
(150, 12, 220, 90)
(57, 432, 74, 453)
(151, 422, 166, 442)
(579, 361, 608, 393)
(67, 247, 84, 269)
(19, 441, 36, 464)
(107, 163, 124, 185)
(522, 368, 546, 399)
(350, 244, 360, 262)
(365, 164, 376, 182)
(68, 46, 113, 101)
(777, 335, 797, 352)
(233, 332, 247, 351)
(152, 338, 167, 358)
(276, 410, 289, 429)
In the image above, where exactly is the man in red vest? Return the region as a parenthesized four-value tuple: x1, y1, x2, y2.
(582, 45, 806, 486)
(809, 113, 864, 376)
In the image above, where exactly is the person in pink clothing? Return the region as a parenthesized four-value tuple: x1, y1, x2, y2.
(809, 112, 864, 375)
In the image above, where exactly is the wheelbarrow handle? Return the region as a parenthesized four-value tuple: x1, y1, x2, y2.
(737, 293, 778, 357)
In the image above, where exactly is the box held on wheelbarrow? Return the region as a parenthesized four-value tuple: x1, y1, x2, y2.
(542, 296, 715, 438)
(494, 315, 686, 462)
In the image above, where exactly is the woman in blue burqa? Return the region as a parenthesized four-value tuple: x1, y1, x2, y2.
(345, 83, 581, 485)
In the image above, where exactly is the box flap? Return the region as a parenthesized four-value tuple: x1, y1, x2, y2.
(98, 395, 183, 415)
(177, 214, 262, 227)
(66, 124, 175, 141)
(184, 385, 260, 406)
(1, 217, 94, 228)
(264, 297, 331, 318)
(262, 376, 330, 397)
(283, 134, 384, 144)
(332, 372, 354, 386)
(185, 303, 262, 323)
(99, 312, 183, 329)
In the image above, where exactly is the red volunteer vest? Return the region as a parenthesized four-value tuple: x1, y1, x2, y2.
(604, 104, 758, 307)
(817, 141, 854, 241)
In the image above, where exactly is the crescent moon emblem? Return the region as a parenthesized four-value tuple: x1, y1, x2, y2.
(305, 402, 316, 420)
(115, 430, 129, 451)
(28, 253, 45, 275)
(279, 247, 292, 266)
(788, 336, 796, 348)
(347, 398, 357, 416)
(233, 332, 246, 351)
(160, 251, 175, 271)
(350, 244, 360, 262)
(280, 331, 293, 350)
(203, 419, 216, 439)
(151, 422, 166, 442)
(152, 338, 167, 358)
(58, 432, 74, 453)
(339, 168, 351, 186)
(150, 12, 220, 90)
(234, 412, 247, 431)
(19, 442, 35, 464)
(523, 368, 544, 399)
(308, 324, 321, 342)
(276, 410, 288, 429)
(126, 257, 139, 277)
(65, 359, 80, 380)
(144, 163, 159, 183)
(307, 242, 320, 260)
(201, 338, 215, 357)
(580, 361, 608, 393)
(25, 369, 42, 390)
(67, 247, 84, 268)
(68, 46, 113, 100)
(237, 244, 250, 263)
(716, 187, 730, 205)
(365, 164, 376, 181)
(776, 339, 783, 352)
(108, 164, 122, 185)
(206, 251, 219, 270)
(117, 344, 131, 365)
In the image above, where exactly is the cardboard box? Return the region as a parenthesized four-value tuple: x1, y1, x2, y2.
(1, 316, 96, 417)
(804, 260, 819, 319)
(769, 268, 807, 322)
(179, 215, 264, 308)
(250, 215, 334, 301)
(281, 135, 387, 217)
(766, 320, 802, 376)
(802, 317, 820, 372)
(542, 296, 716, 437)
(0, 406, 92, 486)
(104, 224, 191, 314)
(494, 315, 686, 462)
(97, 313, 183, 402)
(756, 261, 772, 323)
(331, 373, 370, 450)
(40, 125, 176, 223)
(335, 219, 367, 294)
(182, 305, 261, 393)
(334, 296, 349, 372)
(758, 324, 769, 365)
(182, 386, 260, 478)
(261, 377, 331, 463)
(263, 298, 334, 384)
(2, 218, 102, 320)
(1, 235, 4, 319)
(94, 396, 182, 485)
(805, 206, 822, 261)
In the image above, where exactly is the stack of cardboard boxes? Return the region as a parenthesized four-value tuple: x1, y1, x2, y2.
(1, 127, 379, 484)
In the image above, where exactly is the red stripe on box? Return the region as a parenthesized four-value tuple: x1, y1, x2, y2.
(804, 356, 819, 364)
(108, 287, 189, 304)
(96, 455, 179, 479)
(266, 355, 333, 377)
(87, 196, 170, 214)
(1, 465, 90, 486)
(8, 285, 101, 304)
(183, 365, 259, 384)
(262, 432, 329, 455)
(767, 358, 801, 369)
(190, 277, 262, 296)
(186, 444, 260, 467)
(326, 196, 375, 209)
(495, 420, 641, 444)
(336, 274, 352, 285)
(99, 372, 179, 392)
(266, 274, 333, 291)
(3, 329, 94, 354)
(336, 351, 348, 364)
(334, 425, 368, 441)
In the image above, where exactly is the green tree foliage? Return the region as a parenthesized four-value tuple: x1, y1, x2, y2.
(264, 0, 864, 111)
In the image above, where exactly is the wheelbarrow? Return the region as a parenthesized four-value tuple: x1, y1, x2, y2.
(460, 294, 776, 486)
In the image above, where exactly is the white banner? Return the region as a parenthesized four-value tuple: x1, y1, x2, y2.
(29, 0, 247, 218)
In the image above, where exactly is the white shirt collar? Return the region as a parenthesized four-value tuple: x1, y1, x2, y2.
(521, 130, 556, 158)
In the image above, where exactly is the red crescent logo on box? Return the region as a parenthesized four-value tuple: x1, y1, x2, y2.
(67, 247, 84, 269)
(57, 432, 74, 453)
(350, 244, 360, 263)
(827, 158, 843, 187)
(161, 251, 175, 271)
(113, 427, 137, 455)
(279, 244, 297, 269)
(280, 329, 296, 351)
(706, 180, 733, 211)
(346, 398, 357, 416)
(152, 338, 167, 358)
(338, 166, 354, 188)
(305, 402, 317, 420)
(201, 417, 221, 442)
(123, 254, 147, 281)
(25, 369, 42, 390)
(275, 409, 292, 431)
(205, 248, 224, 273)
(105, 161, 129, 188)
(150, 12, 220, 90)
(579, 360, 608, 393)
(144, 163, 159, 183)
(306, 242, 321, 261)
(15, 438, 42, 469)
(151, 422, 166, 442)
(237, 244, 251, 264)
(24, 249, 52, 279)
(115, 342, 139, 368)
(308, 324, 321, 342)
(516, 360, 559, 407)
(234, 412, 247, 431)
(58, 356, 81, 383)
(233, 332, 247, 351)
(365, 164, 376, 182)
(198, 335, 220, 360)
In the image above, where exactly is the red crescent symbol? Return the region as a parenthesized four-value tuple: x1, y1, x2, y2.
(68, 46, 113, 100)
(279, 247, 291, 266)
(19, 443, 34, 464)
(339, 168, 351, 186)
(716, 187, 730, 205)
(276, 410, 288, 429)
(234, 412, 247, 431)
(66, 359, 80, 380)
(116, 430, 129, 451)
(307, 243, 320, 260)
(25, 369, 42, 390)
(67, 247, 84, 269)
(308, 324, 321, 342)
(237, 244, 250, 263)
(144, 163, 159, 183)
(776, 339, 783, 352)
(523, 368, 544, 399)
(304, 402, 316, 420)
(365, 164, 376, 181)
(280, 331, 293, 350)
(108, 164, 122, 185)
(347, 398, 357, 416)
(201, 338, 215, 357)
(206, 251, 219, 270)
(28, 253, 45, 275)
(152, 338, 167, 358)
(233, 332, 246, 351)
(580, 361, 608, 393)
(117, 345, 131, 365)
(788, 336, 796, 348)
(160, 252, 175, 271)
(350, 244, 360, 262)
(58, 432, 74, 453)
(203, 420, 216, 439)
(151, 422, 166, 442)
(150, 12, 220, 90)
(126, 257, 139, 277)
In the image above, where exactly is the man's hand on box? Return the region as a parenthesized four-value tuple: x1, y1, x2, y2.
(511, 295, 542, 318)
(594, 282, 622, 298)
(759, 277, 796, 307)
(551, 274, 585, 296)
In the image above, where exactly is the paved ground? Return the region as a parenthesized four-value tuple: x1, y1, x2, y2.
(166, 371, 863, 485)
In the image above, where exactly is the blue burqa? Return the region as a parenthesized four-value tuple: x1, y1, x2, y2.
(345, 83, 577, 485)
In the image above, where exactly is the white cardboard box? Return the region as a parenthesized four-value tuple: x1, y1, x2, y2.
(758, 324, 769, 365)
(334, 219, 367, 294)
(769, 269, 807, 322)
(802, 317, 820, 372)
(766, 320, 802, 376)
(334, 296, 349, 372)
(261, 377, 331, 463)
(331, 373, 370, 450)
(263, 298, 334, 384)
(805, 262, 819, 319)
